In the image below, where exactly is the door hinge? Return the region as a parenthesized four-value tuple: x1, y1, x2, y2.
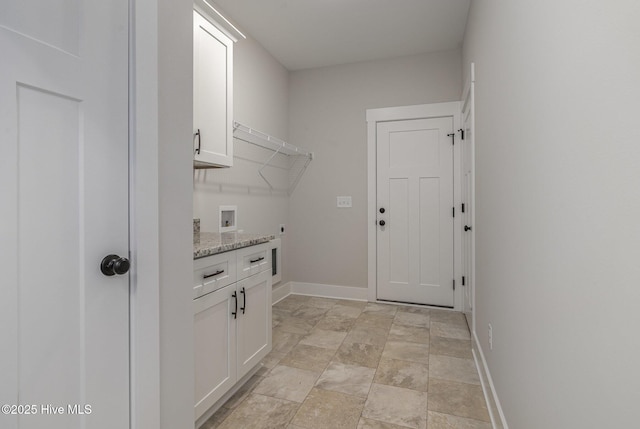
(461, 203, 465, 213)
(458, 128, 465, 140)
(453, 279, 456, 290)
(462, 276, 466, 286)
(452, 207, 455, 217)
(447, 133, 455, 145)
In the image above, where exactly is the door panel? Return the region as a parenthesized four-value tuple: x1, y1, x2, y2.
(377, 118, 454, 307)
(0, 2, 129, 428)
(194, 286, 237, 420)
(236, 269, 272, 379)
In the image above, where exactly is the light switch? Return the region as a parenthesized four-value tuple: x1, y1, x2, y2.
(337, 196, 352, 208)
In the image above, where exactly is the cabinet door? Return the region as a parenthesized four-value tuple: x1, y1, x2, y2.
(194, 285, 237, 420)
(193, 10, 233, 167)
(236, 269, 272, 379)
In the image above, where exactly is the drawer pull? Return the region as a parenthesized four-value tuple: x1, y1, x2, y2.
(249, 257, 264, 264)
(240, 287, 246, 314)
(203, 269, 224, 279)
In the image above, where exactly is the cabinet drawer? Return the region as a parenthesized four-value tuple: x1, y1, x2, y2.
(194, 252, 237, 299)
(236, 243, 271, 280)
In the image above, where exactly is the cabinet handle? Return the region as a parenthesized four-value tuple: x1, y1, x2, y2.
(194, 129, 201, 155)
(240, 287, 246, 314)
(231, 291, 237, 319)
(203, 269, 224, 279)
(249, 257, 264, 263)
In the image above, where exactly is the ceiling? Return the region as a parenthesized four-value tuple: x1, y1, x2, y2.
(210, 0, 471, 71)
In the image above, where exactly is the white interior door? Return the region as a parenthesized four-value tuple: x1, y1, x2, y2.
(376, 117, 455, 307)
(0, 2, 130, 428)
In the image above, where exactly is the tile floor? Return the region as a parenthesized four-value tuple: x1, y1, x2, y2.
(201, 295, 491, 429)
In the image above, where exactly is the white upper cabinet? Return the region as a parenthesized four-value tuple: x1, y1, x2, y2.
(193, 10, 233, 168)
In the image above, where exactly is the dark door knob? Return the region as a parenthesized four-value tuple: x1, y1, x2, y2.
(379, 208, 385, 214)
(464, 225, 472, 232)
(101, 254, 130, 276)
(379, 220, 386, 226)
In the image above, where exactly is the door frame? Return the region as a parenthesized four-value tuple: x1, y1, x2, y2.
(366, 102, 462, 309)
(461, 63, 476, 332)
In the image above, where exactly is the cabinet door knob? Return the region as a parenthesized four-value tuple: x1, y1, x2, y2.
(379, 207, 385, 214)
(464, 225, 472, 232)
(379, 220, 386, 226)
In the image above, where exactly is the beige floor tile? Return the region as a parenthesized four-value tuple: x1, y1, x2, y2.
(277, 316, 318, 335)
(223, 374, 263, 409)
(299, 328, 347, 350)
(373, 358, 429, 392)
(363, 303, 398, 317)
(217, 393, 299, 429)
(291, 388, 366, 429)
(357, 417, 413, 429)
(429, 336, 472, 359)
(428, 378, 490, 422)
(200, 406, 233, 429)
(430, 322, 470, 341)
(306, 297, 339, 309)
(397, 305, 431, 316)
(272, 330, 305, 354)
(253, 365, 318, 403)
(356, 313, 395, 329)
(427, 411, 492, 429)
(381, 341, 429, 365)
(291, 305, 330, 322)
(388, 324, 429, 345)
(279, 344, 335, 373)
(345, 325, 389, 346)
(429, 355, 480, 385)
(362, 383, 427, 429)
(287, 425, 307, 429)
(256, 350, 286, 376)
(393, 311, 430, 328)
(274, 297, 307, 313)
(326, 304, 364, 319)
(315, 361, 376, 397)
(334, 341, 384, 369)
(315, 315, 356, 332)
(429, 310, 469, 328)
(335, 299, 368, 308)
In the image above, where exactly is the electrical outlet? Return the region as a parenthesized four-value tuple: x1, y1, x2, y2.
(488, 324, 493, 350)
(279, 224, 285, 235)
(337, 196, 352, 208)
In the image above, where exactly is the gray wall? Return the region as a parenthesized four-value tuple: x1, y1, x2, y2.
(193, 35, 291, 283)
(463, 0, 640, 427)
(288, 50, 462, 288)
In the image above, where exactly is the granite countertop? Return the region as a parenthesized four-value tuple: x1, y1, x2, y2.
(194, 231, 276, 259)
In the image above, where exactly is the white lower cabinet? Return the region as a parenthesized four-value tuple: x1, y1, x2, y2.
(193, 244, 272, 422)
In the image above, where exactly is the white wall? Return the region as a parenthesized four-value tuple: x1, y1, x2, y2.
(193, 35, 291, 282)
(463, 1, 640, 427)
(157, 0, 194, 428)
(288, 50, 462, 288)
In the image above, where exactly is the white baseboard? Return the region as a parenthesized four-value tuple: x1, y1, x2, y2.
(290, 282, 368, 301)
(272, 281, 369, 304)
(272, 282, 292, 305)
(472, 331, 509, 429)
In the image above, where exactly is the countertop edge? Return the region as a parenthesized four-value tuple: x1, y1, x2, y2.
(193, 233, 276, 260)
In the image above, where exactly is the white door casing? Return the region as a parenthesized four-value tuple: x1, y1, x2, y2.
(461, 63, 476, 330)
(367, 103, 461, 308)
(0, 2, 130, 428)
(376, 118, 455, 307)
